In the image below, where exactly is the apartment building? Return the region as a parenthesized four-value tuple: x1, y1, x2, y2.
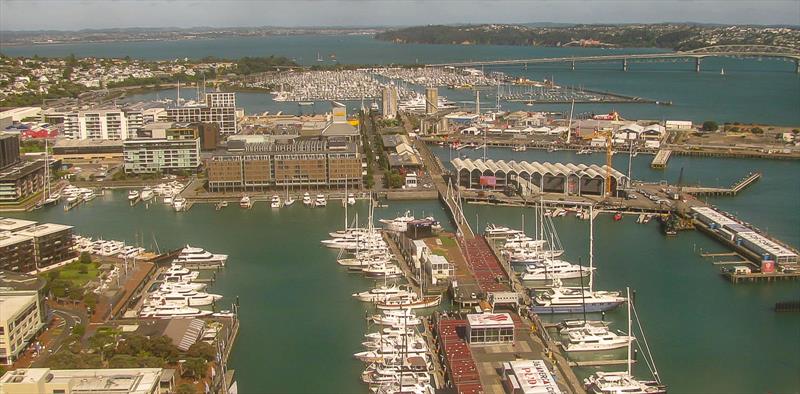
(62, 109, 137, 140)
(0, 133, 21, 169)
(166, 92, 237, 135)
(14, 223, 76, 271)
(207, 139, 361, 191)
(123, 137, 200, 175)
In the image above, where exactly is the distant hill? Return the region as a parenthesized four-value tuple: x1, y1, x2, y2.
(374, 24, 800, 51)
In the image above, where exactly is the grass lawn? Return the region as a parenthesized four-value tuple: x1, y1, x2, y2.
(50, 262, 101, 287)
(438, 235, 457, 247)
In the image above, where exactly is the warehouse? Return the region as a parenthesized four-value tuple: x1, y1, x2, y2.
(452, 158, 628, 196)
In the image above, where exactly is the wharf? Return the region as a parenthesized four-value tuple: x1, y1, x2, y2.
(723, 271, 800, 284)
(651, 149, 672, 169)
(682, 172, 761, 196)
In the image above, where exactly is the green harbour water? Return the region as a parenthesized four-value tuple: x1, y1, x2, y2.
(3, 34, 800, 393)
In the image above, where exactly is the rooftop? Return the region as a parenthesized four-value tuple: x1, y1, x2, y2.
(0, 293, 36, 322)
(0, 270, 47, 292)
(15, 222, 73, 238)
(466, 312, 514, 328)
(0, 217, 37, 232)
(53, 139, 124, 148)
(0, 368, 164, 394)
(0, 160, 44, 182)
(0, 232, 33, 248)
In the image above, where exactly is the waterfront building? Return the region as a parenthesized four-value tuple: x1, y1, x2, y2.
(166, 92, 237, 135)
(0, 160, 45, 203)
(196, 122, 220, 151)
(207, 139, 361, 191)
(501, 360, 563, 394)
(0, 233, 36, 272)
(0, 133, 21, 169)
(14, 222, 76, 270)
(425, 87, 438, 115)
(52, 139, 124, 164)
(382, 85, 399, 119)
(0, 107, 41, 123)
(0, 290, 44, 364)
(123, 124, 200, 174)
(0, 368, 174, 393)
(466, 312, 515, 344)
(451, 158, 629, 196)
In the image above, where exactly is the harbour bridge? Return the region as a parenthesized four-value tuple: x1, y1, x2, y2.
(425, 45, 800, 73)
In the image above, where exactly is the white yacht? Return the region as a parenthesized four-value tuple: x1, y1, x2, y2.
(81, 189, 96, 201)
(361, 367, 430, 386)
(128, 190, 140, 202)
(521, 259, 595, 280)
(484, 224, 524, 238)
(314, 194, 327, 207)
(284, 195, 295, 207)
(140, 187, 154, 201)
(270, 195, 281, 208)
(584, 372, 667, 394)
(240, 195, 252, 209)
(376, 295, 441, 310)
(362, 263, 404, 279)
(531, 284, 626, 314)
(371, 310, 423, 326)
(562, 325, 634, 352)
(174, 245, 228, 267)
(148, 290, 222, 306)
(158, 281, 207, 292)
(117, 246, 145, 259)
(172, 196, 187, 212)
(162, 264, 200, 282)
(347, 193, 357, 206)
(353, 284, 417, 302)
(302, 192, 312, 206)
(163, 192, 174, 205)
(372, 381, 435, 394)
(139, 305, 213, 319)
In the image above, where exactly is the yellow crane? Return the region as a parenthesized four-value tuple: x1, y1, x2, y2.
(593, 130, 614, 197)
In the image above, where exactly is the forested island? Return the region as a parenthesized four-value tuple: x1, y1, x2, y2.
(375, 24, 799, 50)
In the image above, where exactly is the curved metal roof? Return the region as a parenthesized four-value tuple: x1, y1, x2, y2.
(451, 158, 628, 182)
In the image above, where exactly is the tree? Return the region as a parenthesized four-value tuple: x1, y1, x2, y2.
(176, 384, 197, 394)
(701, 121, 719, 132)
(79, 251, 92, 264)
(108, 354, 140, 368)
(182, 357, 207, 378)
(387, 171, 404, 189)
(751, 127, 764, 134)
(72, 324, 86, 338)
(187, 341, 216, 361)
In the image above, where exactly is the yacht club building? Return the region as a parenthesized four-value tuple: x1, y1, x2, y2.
(452, 158, 629, 196)
(466, 313, 515, 344)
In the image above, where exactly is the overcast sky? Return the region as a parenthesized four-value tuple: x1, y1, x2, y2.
(1, 0, 798, 31)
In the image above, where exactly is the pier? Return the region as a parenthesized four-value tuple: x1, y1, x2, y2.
(651, 149, 672, 169)
(682, 172, 761, 196)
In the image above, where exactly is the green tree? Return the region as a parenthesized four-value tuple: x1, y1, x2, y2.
(182, 357, 207, 378)
(751, 127, 764, 134)
(79, 251, 92, 264)
(701, 121, 719, 132)
(187, 341, 216, 361)
(71, 324, 86, 338)
(108, 354, 140, 368)
(387, 171, 404, 189)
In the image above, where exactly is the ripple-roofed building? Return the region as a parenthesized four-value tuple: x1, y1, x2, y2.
(451, 158, 629, 196)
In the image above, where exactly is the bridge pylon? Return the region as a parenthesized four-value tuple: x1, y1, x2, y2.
(623, 58, 628, 72)
(695, 57, 702, 73)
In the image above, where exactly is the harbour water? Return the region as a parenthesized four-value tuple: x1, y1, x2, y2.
(5, 35, 798, 124)
(3, 34, 799, 393)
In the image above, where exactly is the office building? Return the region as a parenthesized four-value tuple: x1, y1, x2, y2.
(0, 368, 174, 393)
(425, 87, 438, 115)
(123, 137, 200, 175)
(196, 122, 220, 151)
(0, 233, 36, 272)
(166, 92, 237, 135)
(382, 85, 399, 119)
(0, 133, 21, 169)
(52, 139, 124, 164)
(0, 293, 44, 365)
(14, 222, 76, 270)
(207, 139, 361, 191)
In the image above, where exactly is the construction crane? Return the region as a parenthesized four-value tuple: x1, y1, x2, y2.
(593, 129, 614, 197)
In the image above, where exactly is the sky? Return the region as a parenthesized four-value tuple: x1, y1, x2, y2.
(1, 0, 798, 31)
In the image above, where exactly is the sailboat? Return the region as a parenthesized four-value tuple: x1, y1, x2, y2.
(720, 68, 725, 76)
(284, 184, 295, 207)
(584, 288, 667, 393)
(41, 139, 60, 206)
(316, 52, 323, 62)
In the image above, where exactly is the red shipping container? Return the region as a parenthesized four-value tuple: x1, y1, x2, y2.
(761, 260, 775, 273)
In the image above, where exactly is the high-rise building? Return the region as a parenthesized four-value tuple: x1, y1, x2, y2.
(123, 138, 200, 175)
(0, 133, 21, 170)
(425, 87, 438, 115)
(166, 92, 237, 135)
(382, 85, 398, 119)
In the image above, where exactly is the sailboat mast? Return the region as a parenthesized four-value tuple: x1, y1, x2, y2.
(627, 140, 634, 181)
(566, 99, 575, 145)
(627, 287, 633, 375)
(589, 205, 594, 292)
(344, 179, 348, 231)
